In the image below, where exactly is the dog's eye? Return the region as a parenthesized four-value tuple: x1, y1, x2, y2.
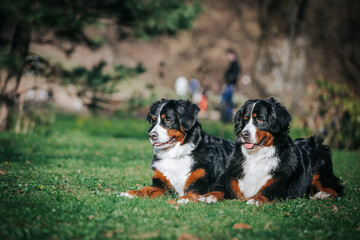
(164, 117, 171, 124)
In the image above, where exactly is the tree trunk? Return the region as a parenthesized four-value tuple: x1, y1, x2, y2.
(251, 0, 308, 111)
(0, 20, 31, 131)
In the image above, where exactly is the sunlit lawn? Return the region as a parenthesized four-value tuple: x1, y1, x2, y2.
(0, 115, 359, 239)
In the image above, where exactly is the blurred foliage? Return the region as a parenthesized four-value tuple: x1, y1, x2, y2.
(313, 77, 360, 149)
(0, 0, 201, 50)
(116, 0, 202, 39)
(61, 61, 146, 113)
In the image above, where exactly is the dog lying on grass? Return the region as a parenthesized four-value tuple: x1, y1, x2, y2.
(120, 99, 234, 204)
(199, 98, 344, 205)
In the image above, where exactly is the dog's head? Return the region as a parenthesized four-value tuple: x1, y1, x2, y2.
(234, 98, 291, 152)
(147, 99, 200, 150)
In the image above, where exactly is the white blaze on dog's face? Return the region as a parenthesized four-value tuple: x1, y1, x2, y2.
(241, 103, 258, 147)
(147, 100, 199, 151)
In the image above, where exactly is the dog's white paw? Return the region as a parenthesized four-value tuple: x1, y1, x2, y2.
(199, 195, 218, 204)
(246, 199, 260, 206)
(119, 192, 136, 199)
(177, 198, 190, 205)
(310, 191, 332, 200)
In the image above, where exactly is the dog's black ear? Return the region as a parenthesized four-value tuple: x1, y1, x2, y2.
(233, 100, 254, 135)
(233, 105, 245, 135)
(175, 100, 200, 131)
(267, 98, 291, 134)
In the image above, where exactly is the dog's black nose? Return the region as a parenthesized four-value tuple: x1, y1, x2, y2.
(149, 132, 158, 141)
(240, 130, 250, 139)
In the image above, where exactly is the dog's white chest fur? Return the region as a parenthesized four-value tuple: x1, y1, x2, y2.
(238, 146, 279, 198)
(151, 143, 194, 196)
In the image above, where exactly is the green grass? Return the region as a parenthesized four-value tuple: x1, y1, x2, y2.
(0, 115, 359, 240)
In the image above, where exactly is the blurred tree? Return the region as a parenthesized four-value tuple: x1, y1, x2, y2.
(61, 61, 145, 114)
(0, 0, 201, 131)
(250, 0, 360, 111)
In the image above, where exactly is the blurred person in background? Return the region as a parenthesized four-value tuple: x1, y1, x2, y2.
(220, 49, 241, 122)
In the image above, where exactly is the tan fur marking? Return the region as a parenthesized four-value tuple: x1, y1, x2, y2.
(252, 113, 257, 118)
(161, 114, 166, 119)
(153, 169, 173, 190)
(178, 191, 199, 202)
(124, 170, 172, 198)
(311, 173, 322, 195)
(258, 178, 276, 193)
(256, 130, 274, 146)
(230, 179, 245, 199)
(125, 187, 165, 198)
(201, 191, 225, 201)
(322, 188, 338, 197)
(250, 194, 270, 204)
(184, 168, 206, 191)
(165, 127, 186, 144)
(311, 173, 338, 197)
(244, 116, 248, 121)
(152, 115, 156, 121)
(247, 178, 276, 204)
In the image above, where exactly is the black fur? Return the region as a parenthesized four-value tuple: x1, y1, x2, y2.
(210, 98, 343, 201)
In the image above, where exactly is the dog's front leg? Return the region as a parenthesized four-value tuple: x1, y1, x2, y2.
(175, 168, 207, 204)
(120, 169, 172, 199)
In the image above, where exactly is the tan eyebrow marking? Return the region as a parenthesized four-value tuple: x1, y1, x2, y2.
(252, 113, 257, 118)
(161, 114, 166, 119)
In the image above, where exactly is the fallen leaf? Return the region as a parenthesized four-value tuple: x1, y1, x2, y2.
(136, 184, 142, 187)
(88, 215, 94, 220)
(284, 212, 291, 216)
(105, 188, 112, 191)
(356, 226, 360, 231)
(233, 223, 252, 229)
(0, 170, 6, 175)
(177, 232, 200, 240)
(332, 205, 338, 212)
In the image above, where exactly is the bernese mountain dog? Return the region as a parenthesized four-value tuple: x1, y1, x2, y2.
(120, 99, 234, 204)
(199, 98, 343, 205)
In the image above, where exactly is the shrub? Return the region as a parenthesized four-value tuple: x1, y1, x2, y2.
(309, 77, 360, 149)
